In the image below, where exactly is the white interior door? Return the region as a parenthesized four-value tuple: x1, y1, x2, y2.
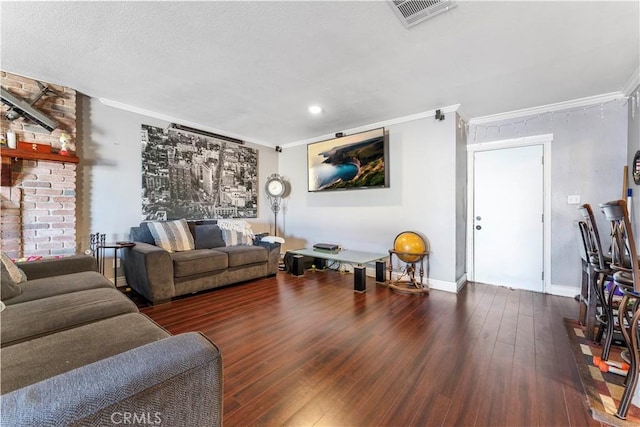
(473, 144, 544, 292)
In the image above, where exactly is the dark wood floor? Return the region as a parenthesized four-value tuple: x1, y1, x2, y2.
(139, 270, 603, 426)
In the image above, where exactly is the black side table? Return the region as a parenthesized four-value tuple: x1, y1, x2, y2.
(95, 241, 135, 287)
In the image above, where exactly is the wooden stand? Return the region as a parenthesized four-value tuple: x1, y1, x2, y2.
(387, 249, 429, 295)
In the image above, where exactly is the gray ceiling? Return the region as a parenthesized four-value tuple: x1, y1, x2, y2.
(1, 1, 638, 146)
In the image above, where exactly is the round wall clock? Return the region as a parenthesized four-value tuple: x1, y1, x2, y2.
(265, 174, 287, 198)
(265, 174, 289, 237)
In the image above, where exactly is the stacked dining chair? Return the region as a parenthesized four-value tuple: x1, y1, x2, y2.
(578, 204, 618, 356)
(599, 199, 640, 420)
(576, 220, 595, 329)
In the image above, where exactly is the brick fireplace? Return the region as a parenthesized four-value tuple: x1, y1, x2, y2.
(1, 71, 78, 259)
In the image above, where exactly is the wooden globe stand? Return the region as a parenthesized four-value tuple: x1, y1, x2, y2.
(387, 249, 429, 295)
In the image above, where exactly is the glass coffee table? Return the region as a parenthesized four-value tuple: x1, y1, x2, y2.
(288, 248, 387, 292)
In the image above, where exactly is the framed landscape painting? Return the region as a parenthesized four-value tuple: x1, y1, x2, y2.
(307, 127, 388, 192)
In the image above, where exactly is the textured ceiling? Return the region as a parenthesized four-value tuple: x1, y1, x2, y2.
(1, 1, 638, 146)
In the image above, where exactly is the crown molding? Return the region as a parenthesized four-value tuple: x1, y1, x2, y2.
(622, 67, 640, 95)
(98, 98, 273, 147)
(282, 104, 461, 148)
(469, 92, 627, 125)
(455, 107, 470, 123)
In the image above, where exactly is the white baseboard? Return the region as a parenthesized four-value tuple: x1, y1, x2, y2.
(456, 274, 468, 292)
(301, 265, 464, 294)
(383, 271, 463, 293)
(428, 278, 459, 293)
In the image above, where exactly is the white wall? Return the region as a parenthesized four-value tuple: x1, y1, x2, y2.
(77, 95, 279, 279)
(469, 99, 628, 294)
(278, 114, 462, 289)
(77, 92, 631, 293)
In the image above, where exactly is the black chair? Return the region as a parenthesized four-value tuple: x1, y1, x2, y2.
(576, 220, 597, 332)
(599, 199, 640, 420)
(578, 204, 617, 355)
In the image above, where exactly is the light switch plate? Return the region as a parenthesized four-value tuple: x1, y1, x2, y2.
(567, 195, 581, 205)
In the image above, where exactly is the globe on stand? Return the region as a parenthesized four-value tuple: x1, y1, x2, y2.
(388, 231, 430, 295)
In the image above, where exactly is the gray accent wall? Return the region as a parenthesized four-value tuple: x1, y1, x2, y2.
(468, 100, 628, 292)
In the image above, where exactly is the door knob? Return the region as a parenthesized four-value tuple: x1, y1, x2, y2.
(475, 225, 482, 230)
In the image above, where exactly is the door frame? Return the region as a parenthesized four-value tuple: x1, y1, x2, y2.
(466, 133, 553, 293)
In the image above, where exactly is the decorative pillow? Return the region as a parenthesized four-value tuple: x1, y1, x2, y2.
(222, 230, 253, 246)
(1, 252, 25, 300)
(217, 219, 255, 246)
(133, 223, 155, 245)
(195, 224, 226, 249)
(146, 219, 195, 253)
(1, 274, 23, 300)
(1, 252, 26, 283)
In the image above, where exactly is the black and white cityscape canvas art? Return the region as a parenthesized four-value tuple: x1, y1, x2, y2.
(141, 125, 258, 220)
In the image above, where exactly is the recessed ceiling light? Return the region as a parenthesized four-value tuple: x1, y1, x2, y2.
(308, 105, 323, 115)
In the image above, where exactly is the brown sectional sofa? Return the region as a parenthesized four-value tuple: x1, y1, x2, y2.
(124, 220, 281, 304)
(0, 255, 222, 426)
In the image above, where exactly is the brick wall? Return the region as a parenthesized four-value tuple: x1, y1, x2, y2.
(1, 71, 77, 259)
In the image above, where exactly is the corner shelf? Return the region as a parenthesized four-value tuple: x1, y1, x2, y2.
(1, 147, 79, 187)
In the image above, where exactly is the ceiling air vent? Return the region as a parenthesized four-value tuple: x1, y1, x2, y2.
(388, 0, 457, 28)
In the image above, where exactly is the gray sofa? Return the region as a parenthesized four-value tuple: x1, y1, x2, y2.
(0, 255, 222, 426)
(124, 220, 281, 304)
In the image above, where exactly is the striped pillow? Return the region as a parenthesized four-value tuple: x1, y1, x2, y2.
(146, 219, 195, 252)
(218, 219, 255, 246)
(221, 229, 253, 246)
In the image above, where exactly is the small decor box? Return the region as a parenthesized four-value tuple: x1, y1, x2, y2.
(18, 141, 51, 154)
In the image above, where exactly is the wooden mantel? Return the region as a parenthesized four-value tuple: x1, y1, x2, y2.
(1, 147, 79, 187)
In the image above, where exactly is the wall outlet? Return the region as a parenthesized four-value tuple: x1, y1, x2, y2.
(567, 195, 581, 205)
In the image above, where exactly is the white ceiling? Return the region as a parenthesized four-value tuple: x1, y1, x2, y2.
(1, 1, 638, 146)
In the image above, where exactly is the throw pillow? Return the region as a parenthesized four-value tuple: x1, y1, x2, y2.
(134, 222, 156, 245)
(0, 252, 25, 300)
(217, 219, 255, 246)
(221, 229, 253, 246)
(146, 219, 195, 253)
(1, 274, 23, 300)
(195, 224, 226, 249)
(1, 252, 26, 283)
